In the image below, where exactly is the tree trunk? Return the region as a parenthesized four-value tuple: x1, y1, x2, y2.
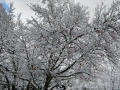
(12, 84, 15, 90)
(43, 75, 52, 90)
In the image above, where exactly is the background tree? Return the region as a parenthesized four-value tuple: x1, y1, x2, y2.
(0, 3, 27, 90)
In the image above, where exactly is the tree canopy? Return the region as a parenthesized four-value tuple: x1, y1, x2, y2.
(0, 0, 120, 90)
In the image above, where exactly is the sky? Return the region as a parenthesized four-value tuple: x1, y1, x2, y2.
(0, 0, 113, 22)
(0, 0, 9, 12)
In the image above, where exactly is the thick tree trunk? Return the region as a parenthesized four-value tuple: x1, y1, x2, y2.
(43, 75, 52, 90)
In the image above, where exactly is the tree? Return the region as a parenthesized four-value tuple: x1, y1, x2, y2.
(0, 3, 27, 90)
(22, 0, 120, 89)
(23, 0, 91, 89)
(0, 0, 120, 90)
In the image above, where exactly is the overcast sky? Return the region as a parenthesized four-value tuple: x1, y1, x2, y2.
(0, 0, 113, 22)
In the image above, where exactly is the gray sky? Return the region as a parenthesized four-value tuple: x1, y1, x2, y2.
(0, 0, 113, 22)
